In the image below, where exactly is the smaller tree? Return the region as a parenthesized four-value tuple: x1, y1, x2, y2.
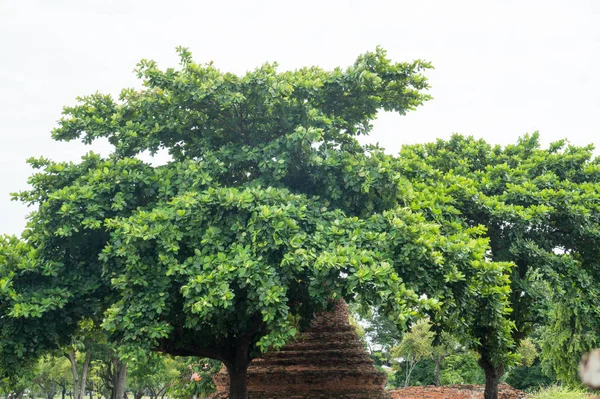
(516, 338, 538, 368)
(441, 352, 484, 385)
(34, 355, 72, 399)
(0, 369, 35, 399)
(88, 347, 128, 399)
(127, 354, 179, 399)
(392, 318, 435, 387)
(505, 337, 552, 391)
(64, 345, 92, 399)
(359, 307, 402, 357)
(432, 332, 457, 386)
(168, 357, 221, 399)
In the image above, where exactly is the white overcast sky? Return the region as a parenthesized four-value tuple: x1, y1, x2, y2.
(1, 0, 599, 236)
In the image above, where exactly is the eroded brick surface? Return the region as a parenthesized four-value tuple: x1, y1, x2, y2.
(389, 383, 527, 399)
(212, 301, 390, 399)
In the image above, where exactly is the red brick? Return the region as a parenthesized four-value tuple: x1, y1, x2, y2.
(389, 384, 526, 399)
(212, 301, 390, 398)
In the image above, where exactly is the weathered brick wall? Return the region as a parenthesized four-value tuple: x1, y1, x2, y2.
(390, 384, 526, 399)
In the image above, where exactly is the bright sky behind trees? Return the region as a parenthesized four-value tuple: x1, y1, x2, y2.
(1, 0, 598, 235)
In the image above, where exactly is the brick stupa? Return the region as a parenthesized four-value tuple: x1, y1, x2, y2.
(212, 301, 390, 398)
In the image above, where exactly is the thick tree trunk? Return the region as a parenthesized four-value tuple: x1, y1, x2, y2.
(228, 367, 248, 399)
(478, 356, 505, 399)
(112, 358, 127, 399)
(133, 391, 144, 399)
(226, 338, 252, 399)
(434, 356, 442, 386)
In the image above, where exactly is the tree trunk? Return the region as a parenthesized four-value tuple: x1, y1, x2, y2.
(404, 360, 418, 387)
(226, 338, 252, 399)
(478, 356, 505, 399)
(68, 350, 81, 399)
(8, 389, 25, 399)
(112, 358, 127, 399)
(434, 356, 442, 386)
(228, 367, 248, 399)
(62, 386, 67, 399)
(47, 388, 57, 399)
(133, 391, 144, 399)
(49, 382, 58, 399)
(80, 351, 92, 399)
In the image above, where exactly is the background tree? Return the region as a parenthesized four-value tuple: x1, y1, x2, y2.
(432, 332, 457, 386)
(88, 345, 128, 399)
(398, 133, 600, 399)
(0, 368, 35, 399)
(127, 354, 180, 399)
(516, 338, 538, 368)
(33, 355, 72, 399)
(440, 351, 484, 385)
(392, 318, 435, 387)
(505, 335, 555, 391)
(357, 306, 402, 357)
(64, 320, 102, 399)
(167, 357, 222, 399)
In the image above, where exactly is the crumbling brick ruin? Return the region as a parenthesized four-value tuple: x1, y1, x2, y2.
(212, 300, 390, 398)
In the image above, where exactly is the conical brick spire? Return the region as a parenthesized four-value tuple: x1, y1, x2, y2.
(212, 300, 391, 398)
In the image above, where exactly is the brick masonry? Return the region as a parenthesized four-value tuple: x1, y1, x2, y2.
(212, 300, 391, 398)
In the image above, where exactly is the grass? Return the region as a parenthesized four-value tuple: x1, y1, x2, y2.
(528, 385, 595, 399)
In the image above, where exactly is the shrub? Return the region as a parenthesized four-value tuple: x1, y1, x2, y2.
(504, 360, 554, 390)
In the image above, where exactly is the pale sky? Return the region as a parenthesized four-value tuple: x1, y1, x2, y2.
(1, 0, 599, 236)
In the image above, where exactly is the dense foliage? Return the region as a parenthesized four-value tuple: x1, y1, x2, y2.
(398, 133, 600, 398)
(0, 49, 516, 399)
(2, 48, 598, 399)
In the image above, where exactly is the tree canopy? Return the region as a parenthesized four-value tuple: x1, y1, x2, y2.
(1, 48, 517, 399)
(398, 133, 600, 398)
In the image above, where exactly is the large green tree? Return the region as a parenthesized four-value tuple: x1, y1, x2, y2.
(1, 49, 511, 399)
(399, 133, 600, 399)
